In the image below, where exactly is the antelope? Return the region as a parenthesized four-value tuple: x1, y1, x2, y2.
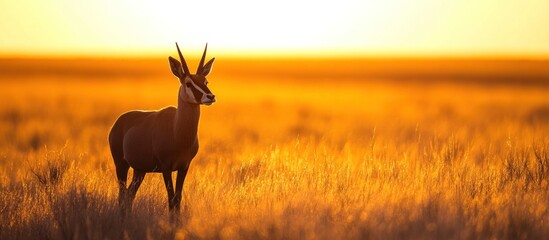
(108, 43, 215, 214)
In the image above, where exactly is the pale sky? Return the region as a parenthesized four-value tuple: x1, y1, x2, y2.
(1, 0, 548, 58)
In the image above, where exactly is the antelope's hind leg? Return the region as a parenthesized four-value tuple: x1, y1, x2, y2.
(115, 161, 130, 214)
(109, 135, 130, 215)
(127, 170, 146, 212)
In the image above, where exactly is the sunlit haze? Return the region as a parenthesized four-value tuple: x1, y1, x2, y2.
(1, 0, 548, 58)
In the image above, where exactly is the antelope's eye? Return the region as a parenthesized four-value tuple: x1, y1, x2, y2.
(186, 82, 192, 87)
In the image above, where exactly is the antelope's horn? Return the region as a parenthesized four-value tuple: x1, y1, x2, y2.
(197, 43, 208, 73)
(175, 42, 190, 75)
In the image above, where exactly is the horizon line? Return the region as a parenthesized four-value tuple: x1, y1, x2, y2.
(2, 53, 549, 61)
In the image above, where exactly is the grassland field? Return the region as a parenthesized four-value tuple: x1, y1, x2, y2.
(0, 58, 548, 239)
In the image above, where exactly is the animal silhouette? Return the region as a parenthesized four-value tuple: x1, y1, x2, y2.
(109, 43, 215, 214)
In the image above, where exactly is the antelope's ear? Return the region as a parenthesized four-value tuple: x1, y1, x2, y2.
(168, 56, 185, 78)
(201, 58, 215, 76)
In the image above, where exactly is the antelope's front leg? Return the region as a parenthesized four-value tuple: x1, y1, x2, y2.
(162, 171, 175, 210)
(173, 166, 189, 213)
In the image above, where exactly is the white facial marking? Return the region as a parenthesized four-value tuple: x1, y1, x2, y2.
(180, 76, 214, 104)
(185, 85, 197, 103)
(179, 76, 195, 103)
(189, 80, 207, 95)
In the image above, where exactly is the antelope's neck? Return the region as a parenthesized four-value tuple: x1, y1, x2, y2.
(174, 89, 200, 147)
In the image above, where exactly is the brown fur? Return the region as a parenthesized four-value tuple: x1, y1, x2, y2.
(108, 44, 215, 214)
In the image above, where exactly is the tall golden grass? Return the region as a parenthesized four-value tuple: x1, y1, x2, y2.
(0, 59, 548, 239)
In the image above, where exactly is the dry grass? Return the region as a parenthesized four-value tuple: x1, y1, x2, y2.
(0, 59, 548, 239)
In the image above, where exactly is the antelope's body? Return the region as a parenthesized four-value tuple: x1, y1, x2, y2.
(110, 105, 198, 172)
(109, 43, 215, 214)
